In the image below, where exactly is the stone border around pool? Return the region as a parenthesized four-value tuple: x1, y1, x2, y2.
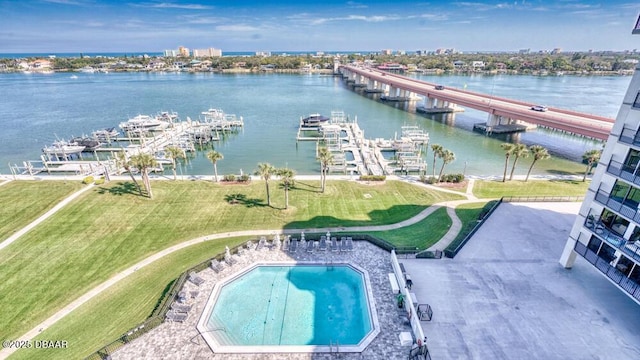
(196, 261, 381, 354)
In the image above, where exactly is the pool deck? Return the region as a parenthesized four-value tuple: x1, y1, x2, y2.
(113, 241, 416, 359)
(402, 202, 640, 360)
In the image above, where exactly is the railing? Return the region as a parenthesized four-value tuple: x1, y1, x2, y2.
(444, 199, 502, 258)
(501, 195, 584, 203)
(390, 250, 427, 352)
(619, 126, 640, 147)
(593, 187, 640, 223)
(606, 160, 640, 186)
(573, 240, 640, 302)
(583, 218, 626, 248)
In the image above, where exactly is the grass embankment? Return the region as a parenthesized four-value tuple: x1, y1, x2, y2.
(0, 180, 463, 345)
(444, 201, 496, 253)
(0, 181, 83, 240)
(352, 207, 452, 250)
(9, 237, 251, 360)
(473, 179, 590, 199)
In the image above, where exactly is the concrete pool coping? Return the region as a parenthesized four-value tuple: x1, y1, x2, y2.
(196, 261, 381, 354)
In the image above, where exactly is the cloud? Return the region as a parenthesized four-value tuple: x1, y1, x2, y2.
(346, 1, 367, 9)
(311, 14, 403, 25)
(41, 0, 87, 5)
(215, 24, 260, 32)
(131, 2, 212, 10)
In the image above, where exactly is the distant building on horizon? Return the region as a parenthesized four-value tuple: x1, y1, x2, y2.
(255, 51, 271, 57)
(178, 46, 189, 57)
(381, 49, 392, 55)
(193, 48, 222, 58)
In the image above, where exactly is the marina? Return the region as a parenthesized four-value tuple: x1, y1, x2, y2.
(0, 72, 618, 177)
(9, 108, 245, 177)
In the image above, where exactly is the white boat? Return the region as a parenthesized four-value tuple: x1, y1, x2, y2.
(92, 127, 119, 141)
(42, 140, 85, 157)
(70, 75, 78, 79)
(79, 66, 95, 73)
(119, 114, 169, 132)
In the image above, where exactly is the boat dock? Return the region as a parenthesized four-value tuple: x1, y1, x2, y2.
(9, 108, 243, 177)
(299, 112, 428, 176)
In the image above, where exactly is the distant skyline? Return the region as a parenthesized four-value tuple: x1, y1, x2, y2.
(1, 0, 639, 53)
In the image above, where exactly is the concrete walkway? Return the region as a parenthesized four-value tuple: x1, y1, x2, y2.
(0, 178, 480, 359)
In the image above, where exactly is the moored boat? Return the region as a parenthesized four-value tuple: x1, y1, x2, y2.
(301, 113, 330, 127)
(42, 140, 85, 157)
(119, 114, 169, 132)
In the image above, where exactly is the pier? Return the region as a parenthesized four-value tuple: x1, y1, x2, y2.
(9, 109, 243, 178)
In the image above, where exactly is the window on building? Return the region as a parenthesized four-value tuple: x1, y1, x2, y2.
(630, 226, 640, 243)
(616, 255, 634, 276)
(623, 149, 640, 173)
(611, 180, 631, 202)
(587, 235, 602, 253)
(629, 265, 640, 284)
(597, 243, 616, 263)
(634, 92, 640, 109)
(627, 186, 640, 209)
(600, 209, 630, 235)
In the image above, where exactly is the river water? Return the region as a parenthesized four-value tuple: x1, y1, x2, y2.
(0, 71, 631, 177)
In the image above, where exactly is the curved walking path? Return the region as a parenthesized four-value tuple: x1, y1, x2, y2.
(0, 178, 481, 359)
(0, 183, 95, 252)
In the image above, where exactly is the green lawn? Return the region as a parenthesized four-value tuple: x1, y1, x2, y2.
(0, 179, 463, 342)
(9, 236, 250, 360)
(0, 181, 83, 240)
(352, 207, 452, 250)
(473, 179, 590, 199)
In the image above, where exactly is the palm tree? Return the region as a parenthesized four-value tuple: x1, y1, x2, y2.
(129, 152, 158, 198)
(525, 145, 550, 182)
(500, 143, 516, 182)
(437, 149, 455, 182)
(582, 149, 601, 182)
(317, 147, 334, 193)
(206, 150, 224, 182)
(114, 151, 142, 196)
(255, 162, 275, 206)
(509, 144, 529, 181)
(277, 167, 295, 210)
(431, 144, 444, 178)
(164, 145, 185, 181)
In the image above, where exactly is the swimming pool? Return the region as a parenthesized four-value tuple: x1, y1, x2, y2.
(197, 262, 379, 353)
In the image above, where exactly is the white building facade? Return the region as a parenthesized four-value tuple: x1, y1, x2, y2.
(560, 59, 640, 305)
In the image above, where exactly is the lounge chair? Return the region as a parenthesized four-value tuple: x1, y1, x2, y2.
(346, 237, 354, 251)
(289, 238, 298, 252)
(224, 253, 238, 265)
(330, 237, 339, 252)
(306, 239, 315, 252)
(256, 236, 266, 250)
(340, 237, 349, 252)
(188, 271, 205, 286)
(172, 302, 192, 313)
(282, 237, 290, 251)
(318, 236, 328, 251)
(210, 259, 224, 273)
(166, 310, 188, 323)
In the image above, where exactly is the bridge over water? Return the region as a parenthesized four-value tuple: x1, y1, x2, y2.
(338, 65, 614, 141)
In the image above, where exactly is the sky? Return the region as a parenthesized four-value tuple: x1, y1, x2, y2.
(1, 0, 639, 53)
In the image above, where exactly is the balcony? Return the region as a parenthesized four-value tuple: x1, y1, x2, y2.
(583, 217, 640, 263)
(574, 241, 640, 302)
(606, 160, 640, 187)
(593, 187, 640, 223)
(619, 127, 640, 147)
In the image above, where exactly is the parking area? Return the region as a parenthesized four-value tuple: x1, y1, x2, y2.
(401, 202, 640, 359)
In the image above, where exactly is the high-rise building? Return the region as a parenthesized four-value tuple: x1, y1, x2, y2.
(560, 16, 640, 305)
(178, 46, 190, 57)
(193, 48, 222, 58)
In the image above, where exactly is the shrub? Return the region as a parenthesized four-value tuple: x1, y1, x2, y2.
(425, 177, 437, 184)
(359, 175, 386, 181)
(82, 176, 94, 184)
(238, 174, 250, 182)
(223, 174, 236, 182)
(440, 173, 465, 183)
(94, 177, 106, 185)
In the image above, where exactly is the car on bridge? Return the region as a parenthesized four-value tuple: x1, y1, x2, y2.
(435, 85, 445, 90)
(530, 105, 548, 112)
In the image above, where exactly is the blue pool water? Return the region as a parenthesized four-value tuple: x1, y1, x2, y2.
(206, 264, 372, 346)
